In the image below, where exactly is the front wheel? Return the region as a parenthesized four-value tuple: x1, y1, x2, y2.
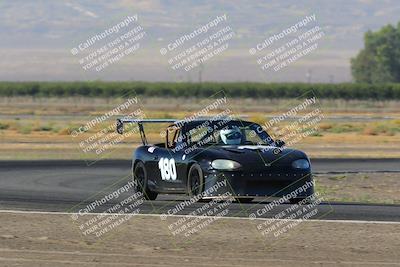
(187, 164, 204, 197)
(133, 161, 158, 200)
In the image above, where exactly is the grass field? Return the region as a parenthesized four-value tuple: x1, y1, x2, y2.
(1, 96, 399, 160)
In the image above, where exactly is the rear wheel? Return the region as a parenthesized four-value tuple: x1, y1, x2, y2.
(133, 161, 158, 200)
(187, 164, 204, 197)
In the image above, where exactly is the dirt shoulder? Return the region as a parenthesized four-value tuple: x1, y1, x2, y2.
(0, 212, 399, 267)
(315, 172, 400, 204)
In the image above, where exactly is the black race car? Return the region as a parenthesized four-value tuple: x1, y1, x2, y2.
(116, 117, 314, 203)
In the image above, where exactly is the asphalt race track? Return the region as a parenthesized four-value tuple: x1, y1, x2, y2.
(0, 159, 399, 222)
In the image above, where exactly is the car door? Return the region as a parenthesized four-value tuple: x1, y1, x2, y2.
(155, 126, 186, 192)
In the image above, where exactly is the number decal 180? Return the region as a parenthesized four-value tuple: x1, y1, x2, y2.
(158, 158, 177, 181)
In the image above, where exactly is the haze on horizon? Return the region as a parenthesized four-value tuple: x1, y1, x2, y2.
(0, 0, 399, 83)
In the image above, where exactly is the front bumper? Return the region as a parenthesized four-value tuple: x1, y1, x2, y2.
(202, 169, 314, 198)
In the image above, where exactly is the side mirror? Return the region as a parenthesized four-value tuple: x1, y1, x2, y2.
(275, 139, 285, 147)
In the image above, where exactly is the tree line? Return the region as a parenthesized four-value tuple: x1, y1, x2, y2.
(0, 81, 399, 99)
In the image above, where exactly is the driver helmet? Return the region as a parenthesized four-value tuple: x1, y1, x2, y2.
(220, 128, 242, 145)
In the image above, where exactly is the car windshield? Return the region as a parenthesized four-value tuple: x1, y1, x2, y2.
(186, 122, 274, 147)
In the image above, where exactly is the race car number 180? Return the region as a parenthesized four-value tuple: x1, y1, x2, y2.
(158, 157, 177, 181)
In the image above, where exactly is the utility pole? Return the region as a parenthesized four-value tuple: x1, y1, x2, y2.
(306, 69, 312, 83)
(198, 62, 204, 83)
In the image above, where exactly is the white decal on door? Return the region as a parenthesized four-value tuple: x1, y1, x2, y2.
(158, 157, 177, 181)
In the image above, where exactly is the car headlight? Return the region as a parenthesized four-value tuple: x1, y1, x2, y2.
(292, 159, 310, 169)
(211, 159, 242, 170)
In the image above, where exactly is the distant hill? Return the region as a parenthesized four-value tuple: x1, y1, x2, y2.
(1, 0, 399, 82)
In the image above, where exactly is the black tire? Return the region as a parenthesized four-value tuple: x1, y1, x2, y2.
(187, 164, 204, 197)
(133, 161, 158, 200)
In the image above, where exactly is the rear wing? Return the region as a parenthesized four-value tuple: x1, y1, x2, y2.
(116, 118, 178, 134)
(116, 116, 244, 145)
(116, 118, 178, 145)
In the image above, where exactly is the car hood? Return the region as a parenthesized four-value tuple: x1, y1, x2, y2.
(197, 145, 309, 169)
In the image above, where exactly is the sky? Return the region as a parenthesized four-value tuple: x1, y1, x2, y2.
(0, 0, 399, 83)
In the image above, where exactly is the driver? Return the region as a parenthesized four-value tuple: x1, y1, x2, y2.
(220, 128, 243, 145)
